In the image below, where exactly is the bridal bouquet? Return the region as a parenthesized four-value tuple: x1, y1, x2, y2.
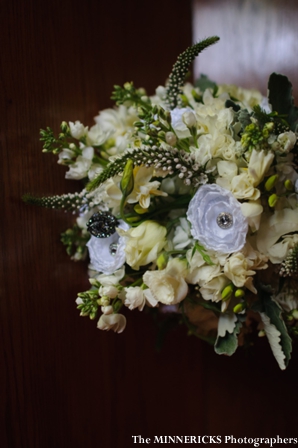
(25, 36, 298, 369)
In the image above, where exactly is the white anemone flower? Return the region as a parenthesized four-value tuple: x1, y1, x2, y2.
(187, 184, 248, 254)
(87, 221, 129, 274)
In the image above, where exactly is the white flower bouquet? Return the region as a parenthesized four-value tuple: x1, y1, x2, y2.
(25, 36, 298, 369)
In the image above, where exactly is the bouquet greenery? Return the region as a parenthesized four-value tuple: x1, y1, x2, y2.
(25, 36, 298, 369)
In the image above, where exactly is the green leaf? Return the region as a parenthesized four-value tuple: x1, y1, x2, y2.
(268, 73, 298, 131)
(214, 313, 243, 356)
(195, 74, 217, 94)
(252, 289, 292, 369)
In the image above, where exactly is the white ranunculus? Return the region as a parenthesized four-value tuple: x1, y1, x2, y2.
(143, 258, 188, 305)
(117, 221, 167, 270)
(187, 184, 248, 254)
(87, 221, 129, 274)
(97, 313, 126, 333)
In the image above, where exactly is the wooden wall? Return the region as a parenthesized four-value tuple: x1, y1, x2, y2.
(2, 1, 298, 447)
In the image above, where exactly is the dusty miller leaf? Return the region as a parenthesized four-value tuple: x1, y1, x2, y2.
(252, 290, 292, 370)
(214, 313, 243, 356)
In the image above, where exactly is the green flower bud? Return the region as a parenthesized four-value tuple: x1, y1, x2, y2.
(156, 252, 169, 270)
(124, 82, 133, 91)
(126, 216, 141, 223)
(221, 284, 234, 301)
(233, 303, 245, 313)
(134, 121, 144, 128)
(134, 204, 148, 214)
(235, 289, 245, 298)
(157, 131, 166, 139)
(265, 174, 278, 191)
(292, 309, 298, 320)
(60, 121, 69, 133)
(120, 159, 134, 197)
(284, 179, 294, 191)
(268, 193, 278, 208)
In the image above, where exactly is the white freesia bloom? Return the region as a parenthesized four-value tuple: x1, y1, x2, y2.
(240, 200, 263, 232)
(96, 267, 125, 286)
(124, 286, 158, 311)
(187, 184, 248, 253)
(143, 258, 188, 305)
(248, 149, 274, 186)
(87, 221, 129, 274)
(65, 146, 94, 180)
(274, 290, 298, 312)
(127, 166, 167, 209)
(94, 105, 137, 136)
(265, 233, 298, 264)
(170, 107, 194, 138)
(101, 305, 113, 315)
(69, 121, 88, 140)
(97, 313, 126, 333)
(272, 131, 296, 153)
(117, 221, 167, 270)
(199, 274, 230, 302)
(257, 209, 298, 263)
(86, 123, 110, 147)
(224, 252, 257, 293)
(172, 218, 192, 250)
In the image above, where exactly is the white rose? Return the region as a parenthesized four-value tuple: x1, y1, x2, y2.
(117, 221, 167, 270)
(143, 258, 188, 305)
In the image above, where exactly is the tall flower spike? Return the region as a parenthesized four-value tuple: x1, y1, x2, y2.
(165, 36, 220, 110)
(22, 191, 90, 213)
(86, 145, 210, 192)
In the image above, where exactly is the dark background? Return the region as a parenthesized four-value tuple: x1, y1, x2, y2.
(2, 1, 298, 447)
